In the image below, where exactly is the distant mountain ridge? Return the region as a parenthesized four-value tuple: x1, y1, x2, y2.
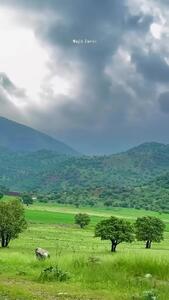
(126, 142, 168, 154)
(0, 117, 78, 155)
(0, 139, 169, 193)
(0, 120, 169, 211)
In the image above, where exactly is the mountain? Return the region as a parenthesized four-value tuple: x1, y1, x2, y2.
(0, 117, 77, 155)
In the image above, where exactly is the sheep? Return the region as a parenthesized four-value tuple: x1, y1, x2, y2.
(35, 247, 50, 260)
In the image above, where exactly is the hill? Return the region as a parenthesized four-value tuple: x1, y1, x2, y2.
(0, 141, 169, 191)
(1, 140, 169, 211)
(0, 116, 77, 155)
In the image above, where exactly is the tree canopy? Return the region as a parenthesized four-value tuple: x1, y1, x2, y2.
(22, 194, 33, 206)
(0, 199, 27, 247)
(135, 216, 165, 248)
(95, 216, 134, 252)
(75, 213, 90, 228)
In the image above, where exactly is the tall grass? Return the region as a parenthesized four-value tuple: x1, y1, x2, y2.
(1, 202, 169, 299)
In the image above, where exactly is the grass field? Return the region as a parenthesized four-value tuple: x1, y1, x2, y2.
(1, 198, 169, 299)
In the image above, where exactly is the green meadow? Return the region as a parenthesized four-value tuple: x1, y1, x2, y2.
(1, 198, 169, 299)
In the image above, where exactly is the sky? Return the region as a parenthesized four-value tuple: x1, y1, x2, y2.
(0, 0, 169, 154)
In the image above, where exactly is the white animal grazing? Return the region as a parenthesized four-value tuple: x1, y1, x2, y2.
(35, 247, 50, 259)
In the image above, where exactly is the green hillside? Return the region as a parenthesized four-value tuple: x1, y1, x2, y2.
(0, 142, 169, 190)
(1, 142, 169, 211)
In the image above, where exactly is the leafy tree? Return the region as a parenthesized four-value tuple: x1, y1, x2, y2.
(0, 193, 3, 200)
(104, 200, 112, 207)
(75, 201, 80, 208)
(135, 216, 165, 249)
(75, 213, 90, 228)
(22, 194, 33, 206)
(0, 200, 27, 247)
(95, 216, 134, 252)
(88, 199, 95, 207)
(0, 185, 9, 194)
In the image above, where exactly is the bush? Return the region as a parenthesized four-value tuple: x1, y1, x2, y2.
(87, 256, 101, 265)
(143, 290, 157, 300)
(75, 213, 90, 228)
(39, 266, 70, 282)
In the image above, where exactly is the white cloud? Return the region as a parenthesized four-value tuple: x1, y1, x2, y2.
(0, 6, 81, 111)
(150, 23, 163, 39)
(0, 8, 50, 105)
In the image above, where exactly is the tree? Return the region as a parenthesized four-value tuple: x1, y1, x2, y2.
(75, 213, 90, 228)
(88, 199, 95, 207)
(0, 199, 27, 247)
(75, 201, 80, 208)
(0, 185, 9, 194)
(22, 194, 33, 206)
(104, 200, 112, 207)
(135, 216, 165, 249)
(0, 193, 3, 200)
(95, 216, 134, 252)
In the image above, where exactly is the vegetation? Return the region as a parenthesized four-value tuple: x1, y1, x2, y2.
(22, 194, 33, 206)
(0, 185, 9, 194)
(95, 216, 134, 252)
(1, 200, 169, 299)
(2, 112, 169, 299)
(0, 199, 27, 247)
(75, 213, 90, 228)
(135, 216, 165, 249)
(2, 142, 169, 212)
(39, 266, 70, 282)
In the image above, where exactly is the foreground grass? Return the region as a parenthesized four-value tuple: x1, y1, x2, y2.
(1, 200, 169, 299)
(1, 222, 169, 299)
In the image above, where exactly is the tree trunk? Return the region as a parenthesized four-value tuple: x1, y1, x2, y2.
(5, 239, 10, 247)
(5, 234, 10, 247)
(145, 240, 151, 249)
(1, 234, 5, 247)
(111, 241, 117, 252)
(1, 233, 10, 247)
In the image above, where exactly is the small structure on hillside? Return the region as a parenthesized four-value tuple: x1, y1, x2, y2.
(6, 191, 21, 197)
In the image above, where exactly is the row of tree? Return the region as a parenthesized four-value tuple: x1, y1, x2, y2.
(75, 213, 165, 252)
(0, 200, 165, 253)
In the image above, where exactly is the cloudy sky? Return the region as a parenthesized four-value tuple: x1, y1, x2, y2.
(0, 0, 169, 154)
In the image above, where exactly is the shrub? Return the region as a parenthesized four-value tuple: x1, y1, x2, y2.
(87, 256, 101, 265)
(143, 290, 157, 300)
(75, 213, 90, 228)
(39, 266, 70, 282)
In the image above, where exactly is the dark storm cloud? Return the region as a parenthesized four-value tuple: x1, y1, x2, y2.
(132, 50, 169, 83)
(0, 73, 26, 98)
(158, 92, 169, 113)
(6, 0, 129, 99)
(0, 87, 21, 121)
(2, 0, 169, 153)
(37, 0, 129, 105)
(125, 14, 153, 32)
(0, 74, 27, 124)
